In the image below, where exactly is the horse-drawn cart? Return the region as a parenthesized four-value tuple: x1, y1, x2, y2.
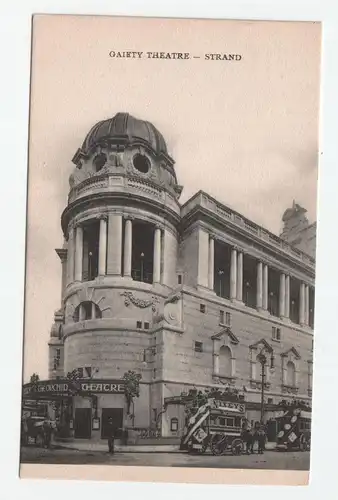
(180, 398, 246, 456)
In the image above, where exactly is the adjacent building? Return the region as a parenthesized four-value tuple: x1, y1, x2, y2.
(31, 112, 315, 443)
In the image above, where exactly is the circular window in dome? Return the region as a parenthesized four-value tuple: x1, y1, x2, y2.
(93, 152, 107, 172)
(133, 153, 151, 174)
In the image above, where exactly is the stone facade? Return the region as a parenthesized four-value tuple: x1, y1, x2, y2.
(46, 112, 315, 441)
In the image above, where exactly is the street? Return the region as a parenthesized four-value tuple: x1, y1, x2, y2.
(20, 446, 310, 470)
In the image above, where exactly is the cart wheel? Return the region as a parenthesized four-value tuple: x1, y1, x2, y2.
(210, 434, 227, 456)
(231, 438, 243, 456)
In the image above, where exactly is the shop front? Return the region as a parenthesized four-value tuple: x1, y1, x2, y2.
(22, 378, 127, 442)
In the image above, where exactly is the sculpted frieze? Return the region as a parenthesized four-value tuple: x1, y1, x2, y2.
(120, 291, 160, 312)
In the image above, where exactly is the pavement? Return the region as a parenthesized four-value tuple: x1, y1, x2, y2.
(20, 446, 310, 470)
(48, 439, 277, 453)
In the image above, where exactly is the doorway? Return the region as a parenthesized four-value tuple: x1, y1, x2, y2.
(101, 408, 124, 439)
(266, 419, 277, 442)
(74, 408, 92, 439)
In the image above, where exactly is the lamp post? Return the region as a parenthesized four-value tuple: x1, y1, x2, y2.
(142, 347, 156, 366)
(140, 252, 145, 282)
(88, 251, 93, 280)
(245, 281, 251, 305)
(217, 269, 224, 297)
(256, 347, 274, 424)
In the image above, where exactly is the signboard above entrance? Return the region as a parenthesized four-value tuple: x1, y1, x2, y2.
(208, 398, 245, 413)
(23, 379, 125, 398)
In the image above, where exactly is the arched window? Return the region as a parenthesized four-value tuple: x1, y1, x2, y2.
(73, 301, 102, 322)
(219, 345, 232, 378)
(286, 361, 296, 387)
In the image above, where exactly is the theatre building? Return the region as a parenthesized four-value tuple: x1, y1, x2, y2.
(23, 112, 315, 443)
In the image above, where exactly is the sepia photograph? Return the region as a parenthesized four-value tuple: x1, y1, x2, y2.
(19, 14, 321, 484)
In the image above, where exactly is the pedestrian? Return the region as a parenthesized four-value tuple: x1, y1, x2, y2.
(108, 428, 116, 454)
(257, 426, 266, 454)
(43, 420, 52, 449)
(249, 428, 256, 454)
(241, 421, 251, 455)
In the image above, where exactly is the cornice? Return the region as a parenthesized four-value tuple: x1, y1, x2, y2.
(61, 191, 181, 237)
(181, 207, 315, 276)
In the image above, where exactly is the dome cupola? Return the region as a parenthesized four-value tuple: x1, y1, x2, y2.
(68, 112, 183, 201)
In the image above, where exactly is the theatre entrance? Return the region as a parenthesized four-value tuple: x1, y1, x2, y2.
(101, 408, 124, 439)
(74, 408, 92, 439)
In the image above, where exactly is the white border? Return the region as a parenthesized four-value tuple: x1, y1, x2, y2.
(1, 1, 337, 499)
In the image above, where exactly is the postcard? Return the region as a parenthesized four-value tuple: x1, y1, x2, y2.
(20, 14, 321, 485)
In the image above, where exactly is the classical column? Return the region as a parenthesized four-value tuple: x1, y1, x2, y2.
(74, 225, 83, 282)
(256, 261, 263, 309)
(208, 236, 215, 290)
(66, 226, 75, 286)
(281, 356, 287, 386)
(98, 216, 107, 276)
(107, 214, 123, 275)
(213, 352, 220, 376)
(123, 218, 133, 278)
(305, 284, 310, 326)
(285, 275, 290, 319)
(230, 247, 237, 300)
(79, 303, 85, 321)
(236, 251, 243, 301)
(197, 228, 209, 288)
(279, 273, 286, 318)
(91, 301, 96, 320)
(263, 264, 268, 310)
(299, 282, 305, 325)
(153, 227, 162, 283)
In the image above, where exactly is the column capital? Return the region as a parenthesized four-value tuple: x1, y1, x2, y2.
(123, 214, 135, 222)
(96, 213, 108, 221)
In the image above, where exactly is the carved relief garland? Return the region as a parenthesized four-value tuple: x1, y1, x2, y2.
(120, 291, 160, 312)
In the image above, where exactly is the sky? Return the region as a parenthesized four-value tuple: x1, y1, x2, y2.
(23, 16, 321, 382)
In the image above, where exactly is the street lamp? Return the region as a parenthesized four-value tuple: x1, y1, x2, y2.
(256, 347, 275, 424)
(140, 252, 145, 282)
(217, 269, 224, 296)
(245, 281, 251, 305)
(88, 251, 93, 280)
(142, 347, 156, 367)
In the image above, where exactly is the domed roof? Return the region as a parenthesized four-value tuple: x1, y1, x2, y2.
(282, 201, 307, 222)
(80, 112, 168, 156)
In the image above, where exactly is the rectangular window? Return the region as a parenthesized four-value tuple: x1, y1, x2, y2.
(178, 274, 182, 285)
(226, 418, 234, 427)
(225, 312, 231, 326)
(144, 322, 150, 330)
(170, 418, 179, 432)
(136, 321, 142, 329)
(220, 310, 225, 324)
(272, 326, 281, 341)
(200, 304, 206, 313)
(194, 341, 203, 353)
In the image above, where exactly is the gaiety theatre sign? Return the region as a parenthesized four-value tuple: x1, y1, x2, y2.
(23, 379, 125, 397)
